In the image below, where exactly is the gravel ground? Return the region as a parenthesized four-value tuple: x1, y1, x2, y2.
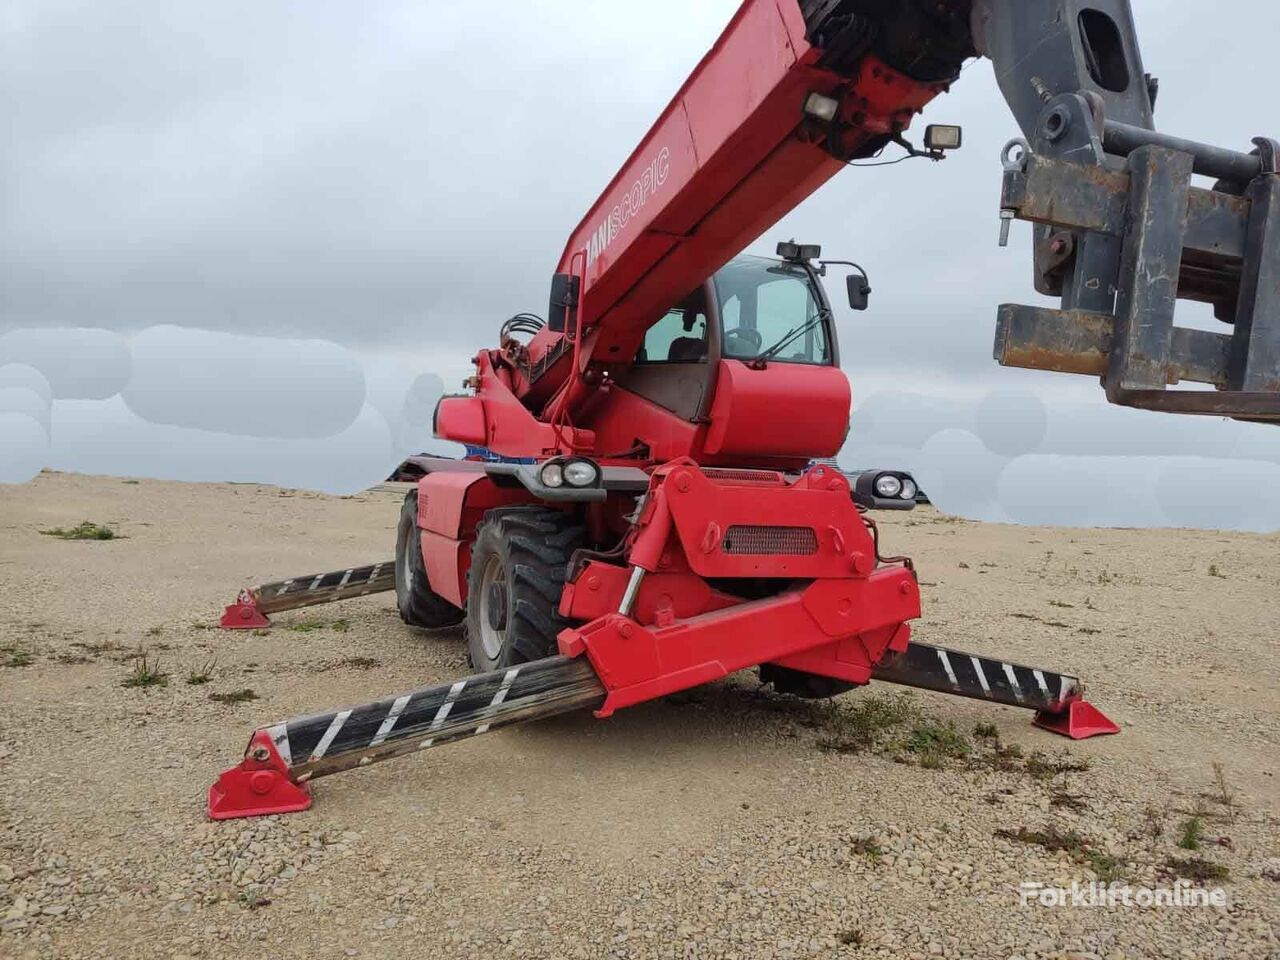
(1, 472, 1277, 959)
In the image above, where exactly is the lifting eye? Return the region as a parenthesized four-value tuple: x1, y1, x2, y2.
(1078, 9, 1130, 93)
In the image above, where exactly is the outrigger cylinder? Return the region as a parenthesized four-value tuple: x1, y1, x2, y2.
(208, 640, 1115, 820)
(219, 560, 396, 629)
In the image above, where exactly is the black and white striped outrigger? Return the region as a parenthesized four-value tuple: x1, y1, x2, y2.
(207, 639, 1116, 819)
(219, 561, 396, 629)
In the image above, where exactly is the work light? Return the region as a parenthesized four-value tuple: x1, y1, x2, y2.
(563, 459, 599, 488)
(924, 124, 963, 151)
(802, 92, 840, 122)
(874, 473, 904, 498)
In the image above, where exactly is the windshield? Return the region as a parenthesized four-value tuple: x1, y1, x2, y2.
(712, 256, 831, 365)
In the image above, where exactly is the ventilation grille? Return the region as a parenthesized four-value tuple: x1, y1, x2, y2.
(703, 468, 786, 486)
(722, 525, 818, 556)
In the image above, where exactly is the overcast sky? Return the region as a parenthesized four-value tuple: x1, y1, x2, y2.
(5, 1, 1275, 377)
(3, 1, 1280, 526)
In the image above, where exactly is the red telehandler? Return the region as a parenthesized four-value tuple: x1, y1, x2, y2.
(210, 0, 1279, 818)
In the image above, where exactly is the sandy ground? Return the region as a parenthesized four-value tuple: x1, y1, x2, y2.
(0, 472, 1277, 960)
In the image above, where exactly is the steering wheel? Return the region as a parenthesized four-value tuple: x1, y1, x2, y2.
(724, 326, 762, 357)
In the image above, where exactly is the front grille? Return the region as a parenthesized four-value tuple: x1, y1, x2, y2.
(722, 525, 818, 556)
(703, 468, 786, 486)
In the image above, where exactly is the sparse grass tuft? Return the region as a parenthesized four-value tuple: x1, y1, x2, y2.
(973, 722, 1000, 740)
(1178, 814, 1205, 851)
(72, 639, 122, 656)
(186, 660, 217, 685)
(331, 619, 351, 633)
(1025, 751, 1090, 782)
(1143, 806, 1164, 839)
(850, 837, 882, 861)
(839, 928, 863, 947)
(975, 740, 1025, 773)
(40, 521, 118, 541)
(902, 720, 971, 768)
(1085, 850, 1125, 883)
(236, 887, 272, 910)
(1208, 564, 1227, 579)
(2, 648, 34, 668)
(1163, 856, 1230, 883)
(144, 626, 163, 637)
(122, 653, 168, 688)
(289, 619, 327, 633)
(1211, 763, 1236, 822)
(816, 691, 918, 754)
(995, 824, 1085, 857)
(1050, 792, 1088, 813)
(210, 688, 258, 705)
(997, 824, 1125, 881)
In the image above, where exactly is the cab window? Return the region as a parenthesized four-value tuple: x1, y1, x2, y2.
(713, 258, 831, 365)
(636, 293, 708, 363)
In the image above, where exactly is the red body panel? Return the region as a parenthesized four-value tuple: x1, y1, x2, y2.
(552, 463, 918, 714)
(417, 472, 533, 606)
(558, 572, 918, 716)
(703, 360, 850, 459)
(658, 461, 872, 579)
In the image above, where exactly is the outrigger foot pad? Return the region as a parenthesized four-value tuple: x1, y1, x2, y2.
(208, 730, 312, 820)
(1033, 700, 1120, 740)
(220, 590, 271, 630)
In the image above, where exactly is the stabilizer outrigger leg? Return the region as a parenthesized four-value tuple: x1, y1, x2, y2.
(208, 640, 1115, 820)
(871, 640, 1120, 740)
(219, 561, 397, 630)
(208, 656, 605, 819)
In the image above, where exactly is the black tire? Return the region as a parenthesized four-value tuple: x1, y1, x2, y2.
(465, 506, 584, 672)
(395, 490, 464, 629)
(759, 663, 858, 699)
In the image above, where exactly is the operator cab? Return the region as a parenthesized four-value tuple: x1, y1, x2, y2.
(618, 247, 857, 417)
(634, 254, 834, 370)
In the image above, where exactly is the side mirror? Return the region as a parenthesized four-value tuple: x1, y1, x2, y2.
(847, 274, 871, 311)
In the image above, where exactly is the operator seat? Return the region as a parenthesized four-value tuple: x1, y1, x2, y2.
(667, 335, 707, 362)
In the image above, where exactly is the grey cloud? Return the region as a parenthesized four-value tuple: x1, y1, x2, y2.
(0, 412, 48, 484)
(122, 325, 365, 438)
(973, 389, 1045, 457)
(997, 456, 1169, 528)
(0, 328, 130, 398)
(48, 397, 393, 495)
(0, 363, 52, 403)
(0, 385, 51, 433)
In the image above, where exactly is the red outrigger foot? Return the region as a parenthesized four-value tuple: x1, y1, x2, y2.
(219, 590, 270, 630)
(1032, 700, 1120, 740)
(208, 730, 311, 820)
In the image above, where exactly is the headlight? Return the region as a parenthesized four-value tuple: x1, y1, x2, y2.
(540, 462, 564, 488)
(874, 474, 903, 498)
(899, 477, 918, 501)
(563, 459, 599, 488)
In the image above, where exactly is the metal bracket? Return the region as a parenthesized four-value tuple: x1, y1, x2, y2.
(994, 142, 1280, 419)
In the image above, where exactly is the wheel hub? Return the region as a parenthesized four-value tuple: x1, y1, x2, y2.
(485, 581, 508, 631)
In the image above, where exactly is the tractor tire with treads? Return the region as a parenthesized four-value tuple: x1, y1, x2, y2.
(395, 490, 465, 629)
(465, 506, 585, 673)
